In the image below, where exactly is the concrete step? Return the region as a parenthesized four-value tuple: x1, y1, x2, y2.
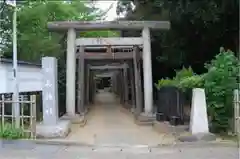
(135, 120, 154, 126)
(137, 115, 156, 122)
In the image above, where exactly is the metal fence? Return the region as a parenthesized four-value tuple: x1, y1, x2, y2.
(234, 89, 240, 134)
(0, 94, 36, 139)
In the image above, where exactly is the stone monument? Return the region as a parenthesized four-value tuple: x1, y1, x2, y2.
(36, 57, 71, 138)
(178, 88, 216, 142)
(190, 88, 209, 134)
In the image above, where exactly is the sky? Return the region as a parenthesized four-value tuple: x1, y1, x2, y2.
(94, 1, 119, 21)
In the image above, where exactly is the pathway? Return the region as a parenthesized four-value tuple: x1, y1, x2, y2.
(66, 91, 175, 146)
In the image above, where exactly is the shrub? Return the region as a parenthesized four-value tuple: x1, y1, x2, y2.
(155, 67, 195, 89)
(174, 66, 195, 82)
(156, 78, 177, 89)
(204, 48, 239, 133)
(177, 74, 205, 92)
(155, 48, 238, 133)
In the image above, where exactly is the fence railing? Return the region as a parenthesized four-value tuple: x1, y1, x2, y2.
(234, 89, 240, 135)
(0, 94, 36, 139)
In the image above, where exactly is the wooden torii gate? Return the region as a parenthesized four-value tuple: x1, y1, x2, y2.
(81, 63, 130, 114)
(88, 63, 129, 106)
(47, 21, 170, 120)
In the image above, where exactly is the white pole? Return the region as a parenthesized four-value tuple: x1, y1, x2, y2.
(12, 6, 20, 128)
(66, 28, 76, 116)
(142, 27, 153, 114)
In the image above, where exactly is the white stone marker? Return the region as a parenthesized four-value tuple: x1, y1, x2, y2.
(190, 88, 209, 134)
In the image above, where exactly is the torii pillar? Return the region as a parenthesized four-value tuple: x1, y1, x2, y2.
(66, 28, 76, 117)
(142, 27, 153, 114)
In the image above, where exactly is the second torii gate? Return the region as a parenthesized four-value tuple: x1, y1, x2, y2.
(47, 21, 170, 120)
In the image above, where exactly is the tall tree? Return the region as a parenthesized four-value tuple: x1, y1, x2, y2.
(117, 0, 239, 78)
(1, 1, 115, 61)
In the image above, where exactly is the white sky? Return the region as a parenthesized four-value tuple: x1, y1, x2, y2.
(94, 1, 119, 21)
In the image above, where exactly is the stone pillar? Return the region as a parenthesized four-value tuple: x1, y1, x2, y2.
(42, 57, 58, 125)
(190, 88, 209, 134)
(66, 28, 76, 116)
(142, 27, 153, 114)
(36, 57, 71, 138)
(178, 88, 216, 142)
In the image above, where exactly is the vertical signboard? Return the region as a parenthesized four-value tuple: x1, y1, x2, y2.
(42, 57, 58, 125)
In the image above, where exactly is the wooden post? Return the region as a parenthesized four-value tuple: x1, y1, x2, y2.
(120, 70, 125, 104)
(78, 46, 85, 114)
(86, 64, 90, 105)
(77, 58, 80, 113)
(123, 66, 128, 104)
(133, 46, 143, 116)
(129, 62, 135, 107)
(89, 71, 93, 104)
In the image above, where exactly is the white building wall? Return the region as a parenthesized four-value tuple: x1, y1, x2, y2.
(0, 63, 42, 94)
(0, 64, 7, 93)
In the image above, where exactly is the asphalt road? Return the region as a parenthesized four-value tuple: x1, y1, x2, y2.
(0, 144, 239, 159)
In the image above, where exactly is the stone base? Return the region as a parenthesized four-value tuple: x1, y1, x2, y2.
(36, 120, 71, 139)
(137, 112, 156, 122)
(153, 121, 188, 134)
(61, 114, 85, 124)
(178, 133, 216, 142)
(135, 113, 156, 126)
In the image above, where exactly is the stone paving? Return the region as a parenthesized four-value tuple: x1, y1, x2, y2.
(0, 144, 238, 159)
(47, 92, 175, 146)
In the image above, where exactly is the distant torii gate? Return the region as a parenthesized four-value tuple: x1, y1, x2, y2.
(47, 21, 170, 119)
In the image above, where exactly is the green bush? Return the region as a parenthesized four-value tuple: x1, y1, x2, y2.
(177, 74, 205, 92)
(155, 47, 239, 133)
(155, 67, 195, 89)
(0, 123, 25, 140)
(204, 48, 239, 133)
(156, 78, 177, 89)
(174, 66, 195, 81)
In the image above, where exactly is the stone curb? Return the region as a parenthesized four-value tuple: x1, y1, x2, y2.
(32, 139, 238, 148)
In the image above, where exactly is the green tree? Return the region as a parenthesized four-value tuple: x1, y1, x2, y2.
(1, 1, 118, 61)
(0, 1, 118, 115)
(117, 0, 239, 73)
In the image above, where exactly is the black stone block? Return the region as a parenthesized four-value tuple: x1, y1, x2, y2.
(156, 113, 165, 121)
(169, 116, 180, 126)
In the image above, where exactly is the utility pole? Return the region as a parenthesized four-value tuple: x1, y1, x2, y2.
(6, 0, 20, 128)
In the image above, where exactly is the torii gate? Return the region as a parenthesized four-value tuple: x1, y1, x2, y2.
(47, 21, 170, 119)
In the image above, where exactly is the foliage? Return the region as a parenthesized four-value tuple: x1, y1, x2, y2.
(156, 78, 176, 89)
(174, 66, 195, 82)
(117, 0, 239, 79)
(177, 74, 205, 92)
(1, 1, 114, 61)
(80, 30, 120, 38)
(156, 66, 195, 89)
(204, 48, 239, 133)
(155, 47, 239, 133)
(0, 123, 25, 140)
